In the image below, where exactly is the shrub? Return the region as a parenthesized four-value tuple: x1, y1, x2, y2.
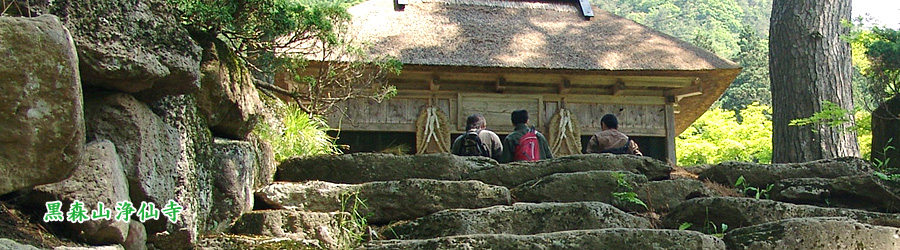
(256, 101, 340, 162)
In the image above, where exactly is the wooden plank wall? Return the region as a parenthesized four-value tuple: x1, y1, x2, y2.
(326, 98, 454, 131)
(327, 96, 666, 137)
(565, 102, 666, 137)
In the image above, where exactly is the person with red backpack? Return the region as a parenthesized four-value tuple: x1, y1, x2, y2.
(586, 114, 643, 156)
(499, 110, 553, 163)
(451, 114, 503, 161)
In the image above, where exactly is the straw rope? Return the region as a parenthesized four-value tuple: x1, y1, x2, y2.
(415, 107, 451, 154)
(548, 108, 582, 156)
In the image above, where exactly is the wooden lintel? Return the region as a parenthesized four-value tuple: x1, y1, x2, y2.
(612, 79, 626, 96)
(495, 77, 507, 93)
(559, 79, 572, 95)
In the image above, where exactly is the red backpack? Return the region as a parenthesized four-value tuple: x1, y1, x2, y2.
(513, 128, 541, 162)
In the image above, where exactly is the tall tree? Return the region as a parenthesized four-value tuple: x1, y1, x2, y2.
(769, 0, 859, 163)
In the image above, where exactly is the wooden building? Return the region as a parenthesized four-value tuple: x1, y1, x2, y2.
(279, 0, 741, 163)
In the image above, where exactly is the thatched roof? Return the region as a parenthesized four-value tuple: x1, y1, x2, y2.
(344, 0, 742, 134)
(348, 0, 740, 71)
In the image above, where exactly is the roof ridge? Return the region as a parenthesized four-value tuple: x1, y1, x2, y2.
(414, 0, 579, 12)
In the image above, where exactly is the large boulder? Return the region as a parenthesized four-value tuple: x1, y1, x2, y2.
(699, 157, 872, 187)
(249, 136, 276, 190)
(255, 179, 511, 224)
(124, 221, 147, 250)
(83, 92, 185, 234)
(634, 179, 717, 213)
(510, 171, 648, 212)
(0, 15, 84, 195)
(662, 197, 900, 231)
(724, 217, 900, 250)
(31, 140, 130, 245)
(198, 235, 318, 250)
(230, 210, 353, 249)
(467, 154, 671, 188)
(195, 42, 262, 139)
(276, 153, 496, 183)
(384, 202, 652, 240)
(143, 95, 215, 249)
(361, 229, 726, 250)
(38, 0, 201, 96)
(771, 175, 900, 213)
(206, 138, 261, 233)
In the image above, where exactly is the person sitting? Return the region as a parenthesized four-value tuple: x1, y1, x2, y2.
(500, 109, 553, 163)
(586, 114, 643, 156)
(451, 114, 503, 161)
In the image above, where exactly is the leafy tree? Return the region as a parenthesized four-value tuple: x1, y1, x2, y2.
(677, 103, 773, 165)
(848, 25, 900, 167)
(168, 0, 399, 116)
(717, 25, 771, 112)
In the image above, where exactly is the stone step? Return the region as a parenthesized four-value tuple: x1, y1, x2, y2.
(662, 197, 900, 231)
(360, 229, 725, 250)
(467, 154, 672, 187)
(724, 217, 900, 250)
(255, 179, 511, 224)
(383, 202, 652, 240)
(276, 153, 495, 183)
(510, 171, 649, 212)
(633, 178, 718, 213)
(197, 234, 321, 250)
(230, 210, 352, 249)
(699, 157, 871, 188)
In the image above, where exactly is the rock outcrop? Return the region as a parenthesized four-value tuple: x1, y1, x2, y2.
(39, 0, 201, 96)
(510, 171, 648, 212)
(230, 210, 353, 249)
(770, 175, 900, 213)
(0, 14, 84, 195)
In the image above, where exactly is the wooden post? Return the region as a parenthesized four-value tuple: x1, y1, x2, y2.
(665, 104, 677, 165)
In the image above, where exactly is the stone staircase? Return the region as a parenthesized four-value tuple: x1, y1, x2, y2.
(202, 153, 900, 250)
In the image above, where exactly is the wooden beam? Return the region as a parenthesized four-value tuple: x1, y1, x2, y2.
(495, 77, 507, 93)
(665, 84, 702, 103)
(612, 79, 626, 96)
(559, 78, 572, 95)
(429, 76, 440, 92)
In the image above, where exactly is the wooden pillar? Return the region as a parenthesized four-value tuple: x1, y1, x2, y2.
(665, 104, 677, 165)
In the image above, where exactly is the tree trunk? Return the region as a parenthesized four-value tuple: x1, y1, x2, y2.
(872, 95, 900, 169)
(769, 0, 859, 163)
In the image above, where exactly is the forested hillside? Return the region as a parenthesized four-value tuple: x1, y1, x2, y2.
(594, 0, 773, 112)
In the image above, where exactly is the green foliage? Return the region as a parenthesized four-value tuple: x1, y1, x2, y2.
(706, 221, 728, 238)
(610, 172, 648, 209)
(678, 222, 693, 230)
(256, 102, 340, 162)
(337, 191, 372, 249)
(593, 0, 770, 58)
(717, 25, 771, 112)
(677, 103, 773, 166)
(734, 175, 773, 199)
(856, 110, 873, 159)
(788, 100, 855, 131)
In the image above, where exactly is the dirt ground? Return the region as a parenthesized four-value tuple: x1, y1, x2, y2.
(0, 201, 83, 249)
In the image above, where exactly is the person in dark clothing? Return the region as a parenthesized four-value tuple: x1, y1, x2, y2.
(499, 109, 553, 163)
(451, 114, 503, 161)
(586, 114, 643, 156)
